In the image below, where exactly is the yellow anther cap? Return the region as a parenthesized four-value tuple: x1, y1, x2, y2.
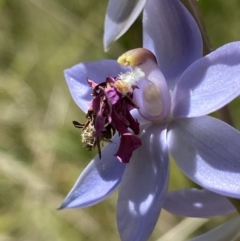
(117, 48, 157, 67)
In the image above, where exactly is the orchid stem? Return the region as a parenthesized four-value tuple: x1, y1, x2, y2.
(218, 105, 235, 127)
(180, 0, 212, 55)
(228, 198, 240, 214)
(181, 0, 240, 214)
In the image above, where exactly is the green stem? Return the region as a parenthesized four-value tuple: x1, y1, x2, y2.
(229, 198, 240, 214)
(181, 0, 240, 214)
(180, 0, 212, 55)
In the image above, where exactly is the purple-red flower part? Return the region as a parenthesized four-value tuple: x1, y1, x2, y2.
(86, 76, 141, 163)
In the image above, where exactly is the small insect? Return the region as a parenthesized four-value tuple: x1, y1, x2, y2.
(73, 111, 116, 158)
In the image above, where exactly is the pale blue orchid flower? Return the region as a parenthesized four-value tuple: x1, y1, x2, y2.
(104, 0, 146, 51)
(61, 0, 240, 240)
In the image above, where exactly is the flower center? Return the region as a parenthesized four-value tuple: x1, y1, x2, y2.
(117, 48, 171, 121)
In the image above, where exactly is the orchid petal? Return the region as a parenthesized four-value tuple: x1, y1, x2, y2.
(163, 188, 235, 217)
(117, 124, 169, 241)
(64, 60, 129, 113)
(189, 217, 240, 241)
(104, 0, 146, 51)
(59, 135, 125, 209)
(172, 42, 240, 118)
(143, 0, 202, 85)
(167, 116, 240, 198)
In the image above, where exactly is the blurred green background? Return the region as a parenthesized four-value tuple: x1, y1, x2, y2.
(0, 0, 240, 240)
